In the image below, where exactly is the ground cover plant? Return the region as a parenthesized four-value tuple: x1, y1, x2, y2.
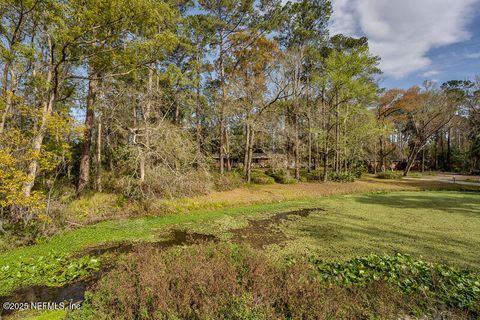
(66, 244, 478, 320)
(0, 253, 101, 295)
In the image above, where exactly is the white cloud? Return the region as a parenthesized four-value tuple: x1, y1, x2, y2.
(422, 70, 441, 77)
(466, 52, 480, 58)
(329, 0, 479, 79)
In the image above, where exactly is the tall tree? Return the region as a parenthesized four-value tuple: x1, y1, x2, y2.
(276, 0, 331, 179)
(198, 0, 255, 174)
(75, 0, 178, 194)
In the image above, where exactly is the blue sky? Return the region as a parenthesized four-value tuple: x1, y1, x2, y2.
(329, 0, 480, 89)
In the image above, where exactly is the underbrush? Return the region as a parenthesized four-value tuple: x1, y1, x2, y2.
(65, 193, 129, 223)
(211, 171, 245, 191)
(68, 244, 478, 319)
(265, 169, 297, 184)
(328, 171, 356, 182)
(304, 168, 324, 182)
(105, 168, 213, 200)
(250, 170, 275, 184)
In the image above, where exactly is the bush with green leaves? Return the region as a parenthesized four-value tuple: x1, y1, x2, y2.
(265, 169, 297, 184)
(0, 252, 101, 295)
(303, 169, 324, 182)
(328, 171, 356, 182)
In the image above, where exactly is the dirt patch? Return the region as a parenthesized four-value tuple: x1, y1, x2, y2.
(0, 230, 217, 318)
(231, 208, 324, 248)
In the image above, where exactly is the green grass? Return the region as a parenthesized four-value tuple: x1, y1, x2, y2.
(0, 200, 317, 268)
(188, 191, 480, 269)
(281, 191, 480, 268)
(6, 309, 66, 320)
(1, 190, 479, 297)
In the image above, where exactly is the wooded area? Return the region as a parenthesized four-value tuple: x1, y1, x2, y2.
(1, 0, 479, 237)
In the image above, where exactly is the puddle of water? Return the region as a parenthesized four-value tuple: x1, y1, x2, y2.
(231, 208, 324, 248)
(0, 230, 217, 318)
(83, 229, 217, 257)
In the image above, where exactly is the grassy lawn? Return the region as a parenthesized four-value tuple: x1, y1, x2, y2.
(185, 190, 480, 269)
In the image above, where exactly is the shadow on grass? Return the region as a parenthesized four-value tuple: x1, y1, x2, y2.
(367, 178, 480, 193)
(296, 192, 480, 268)
(354, 192, 480, 217)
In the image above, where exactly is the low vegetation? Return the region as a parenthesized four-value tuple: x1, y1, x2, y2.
(67, 244, 478, 319)
(0, 253, 101, 295)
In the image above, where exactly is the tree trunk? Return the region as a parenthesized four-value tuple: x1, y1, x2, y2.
(246, 128, 255, 183)
(379, 136, 386, 172)
(294, 113, 300, 180)
(243, 120, 250, 175)
(322, 101, 330, 182)
(77, 72, 99, 195)
(293, 50, 302, 180)
(334, 97, 340, 172)
(23, 91, 55, 197)
(218, 40, 226, 175)
(404, 145, 422, 176)
(95, 116, 102, 192)
(307, 78, 312, 173)
(447, 127, 451, 171)
(0, 66, 16, 135)
(23, 36, 56, 197)
(421, 148, 425, 173)
(195, 50, 202, 158)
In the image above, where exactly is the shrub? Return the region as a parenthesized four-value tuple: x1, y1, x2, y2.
(250, 171, 275, 185)
(265, 169, 297, 184)
(376, 171, 403, 180)
(111, 168, 213, 200)
(66, 193, 127, 222)
(304, 169, 325, 182)
(69, 245, 477, 319)
(328, 171, 356, 182)
(211, 171, 244, 191)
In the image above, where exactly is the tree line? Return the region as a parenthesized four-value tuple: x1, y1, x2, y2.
(1, 0, 479, 233)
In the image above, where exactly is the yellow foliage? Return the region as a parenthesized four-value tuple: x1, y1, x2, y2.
(0, 149, 45, 209)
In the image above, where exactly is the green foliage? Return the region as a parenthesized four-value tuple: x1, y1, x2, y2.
(265, 169, 297, 184)
(303, 169, 324, 181)
(376, 171, 403, 179)
(0, 252, 101, 295)
(328, 171, 356, 182)
(250, 171, 275, 185)
(308, 253, 480, 311)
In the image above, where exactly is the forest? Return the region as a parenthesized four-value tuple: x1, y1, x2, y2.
(1, 0, 480, 319)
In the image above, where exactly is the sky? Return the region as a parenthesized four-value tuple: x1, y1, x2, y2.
(328, 0, 480, 89)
